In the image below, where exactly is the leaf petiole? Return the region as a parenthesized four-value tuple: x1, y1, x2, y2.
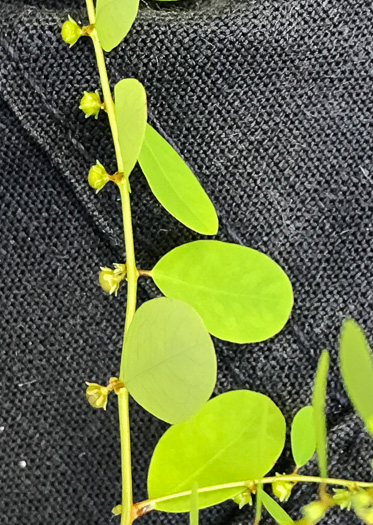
(133, 474, 373, 519)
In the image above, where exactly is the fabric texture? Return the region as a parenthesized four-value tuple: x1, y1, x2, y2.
(0, 0, 372, 523)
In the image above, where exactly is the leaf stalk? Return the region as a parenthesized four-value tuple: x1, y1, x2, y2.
(134, 474, 373, 518)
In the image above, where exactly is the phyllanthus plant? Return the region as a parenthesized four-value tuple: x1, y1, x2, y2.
(61, 2, 373, 524)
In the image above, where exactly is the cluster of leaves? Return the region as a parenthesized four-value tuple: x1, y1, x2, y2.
(146, 319, 373, 524)
(61, 1, 373, 524)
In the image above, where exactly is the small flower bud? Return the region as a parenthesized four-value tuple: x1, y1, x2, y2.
(99, 264, 127, 296)
(112, 505, 122, 516)
(88, 161, 109, 192)
(61, 16, 82, 47)
(333, 488, 353, 510)
(302, 501, 327, 523)
(85, 382, 109, 410)
(79, 91, 103, 119)
(272, 474, 294, 502)
(233, 489, 253, 509)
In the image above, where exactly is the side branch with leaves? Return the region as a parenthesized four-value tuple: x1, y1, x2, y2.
(61, 2, 373, 524)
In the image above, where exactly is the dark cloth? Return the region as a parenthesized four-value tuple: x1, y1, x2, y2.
(0, 0, 372, 523)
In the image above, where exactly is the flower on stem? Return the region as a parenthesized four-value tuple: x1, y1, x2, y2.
(302, 500, 329, 523)
(332, 488, 354, 510)
(85, 377, 124, 410)
(79, 91, 104, 119)
(272, 474, 294, 502)
(233, 489, 253, 509)
(353, 489, 373, 524)
(85, 383, 109, 410)
(99, 263, 127, 296)
(61, 16, 83, 47)
(88, 161, 109, 192)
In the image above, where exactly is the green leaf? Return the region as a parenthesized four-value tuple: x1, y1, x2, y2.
(340, 319, 373, 436)
(147, 390, 286, 512)
(115, 78, 147, 177)
(291, 406, 316, 468)
(261, 491, 294, 524)
(151, 240, 293, 343)
(96, 0, 139, 52)
(190, 483, 199, 525)
(123, 298, 217, 424)
(312, 350, 329, 479)
(138, 124, 218, 235)
(255, 484, 263, 523)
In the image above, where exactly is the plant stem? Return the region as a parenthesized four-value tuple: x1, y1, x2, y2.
(85, 1, 123, 171)
(85, 2, 137, 524)
(134, 474, 373, 518)
(118, 182, 138, 343)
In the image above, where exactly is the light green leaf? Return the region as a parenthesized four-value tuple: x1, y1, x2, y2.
(151, 240, 293, 343)
(123, 298, 216, 424)
(312, 350, 329, 478)
(138, 124, 218, 235)
(261, 491, 294, 524)
(115, 78, 147, 177)
(340, 319, 373, 436)
(96, 0, 139, 52)
(147, 390, 286, 512)
(255, 484, 263, 523)
(291, 406, 316, 468)
(190, 483, 199, 525)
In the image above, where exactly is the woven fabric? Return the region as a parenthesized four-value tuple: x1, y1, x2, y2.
(0, 0, 372, 523)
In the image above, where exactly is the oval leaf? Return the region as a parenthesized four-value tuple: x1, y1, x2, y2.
(151, 240, 293, 343)
(339, 319, 373, 435)
(312, 350, 329, 479)
(261, 491, 294, 524)
(291, 406, 316, 468)
(138, 124, 218, 235)
(96, 0, 139, 52)
(123, 298, 217, 424)
(147, 390, 286, 512)
(115, 78, 147, 177)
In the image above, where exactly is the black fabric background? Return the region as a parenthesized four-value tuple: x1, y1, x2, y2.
(0, 0, 372, 523)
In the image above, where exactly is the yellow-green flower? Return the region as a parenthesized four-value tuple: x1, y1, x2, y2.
(79, 91, 103, 119)
(272, 474, 294, 502)
(353, 490, 373, 524)
(99, 264, 127, 295)
(61, 16, 82, 47)
(333, 488, 353, 510)
(88, 161, 109, 192)
(302, 501, 327, 523)
(233, 489, 253, 509)
(85, 382, 109, 410)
